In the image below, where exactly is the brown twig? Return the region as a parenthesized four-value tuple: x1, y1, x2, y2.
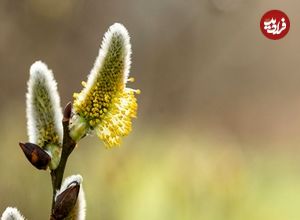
(50, 102, 76, 218)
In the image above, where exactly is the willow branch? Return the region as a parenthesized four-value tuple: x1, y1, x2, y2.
(50, 102, 76, 217)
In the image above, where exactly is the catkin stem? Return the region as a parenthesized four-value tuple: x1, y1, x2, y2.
(50, 103, 76, 219)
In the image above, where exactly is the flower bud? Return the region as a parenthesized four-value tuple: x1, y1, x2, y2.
(63, 102, 73, 122)
(19, 142, 51, 170)
(53, 184, 80, 219)
(54, 175, 86, 220)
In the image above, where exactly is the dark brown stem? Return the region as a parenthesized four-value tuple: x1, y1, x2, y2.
(50, 102, 76, 218)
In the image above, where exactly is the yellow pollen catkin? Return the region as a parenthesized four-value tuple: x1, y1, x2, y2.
(71, 23, 139, 147)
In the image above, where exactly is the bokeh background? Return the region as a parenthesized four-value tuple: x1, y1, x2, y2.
(1, 0, 300, 219)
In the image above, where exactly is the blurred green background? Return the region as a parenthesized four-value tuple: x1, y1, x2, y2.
(1, 0, 300, 219)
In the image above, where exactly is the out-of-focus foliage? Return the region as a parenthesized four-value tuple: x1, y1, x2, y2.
(1, 0, 300, 141)
(1, 109, 300, 219)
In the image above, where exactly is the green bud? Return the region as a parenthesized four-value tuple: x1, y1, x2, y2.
(69, 114, 89, 142)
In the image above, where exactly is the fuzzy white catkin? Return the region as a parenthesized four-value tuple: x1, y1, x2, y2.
(26, 60, 63, 146)
(56, 175, 86, 220)
(1, 207, 25, 220)
(78, 23, 132, 104)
